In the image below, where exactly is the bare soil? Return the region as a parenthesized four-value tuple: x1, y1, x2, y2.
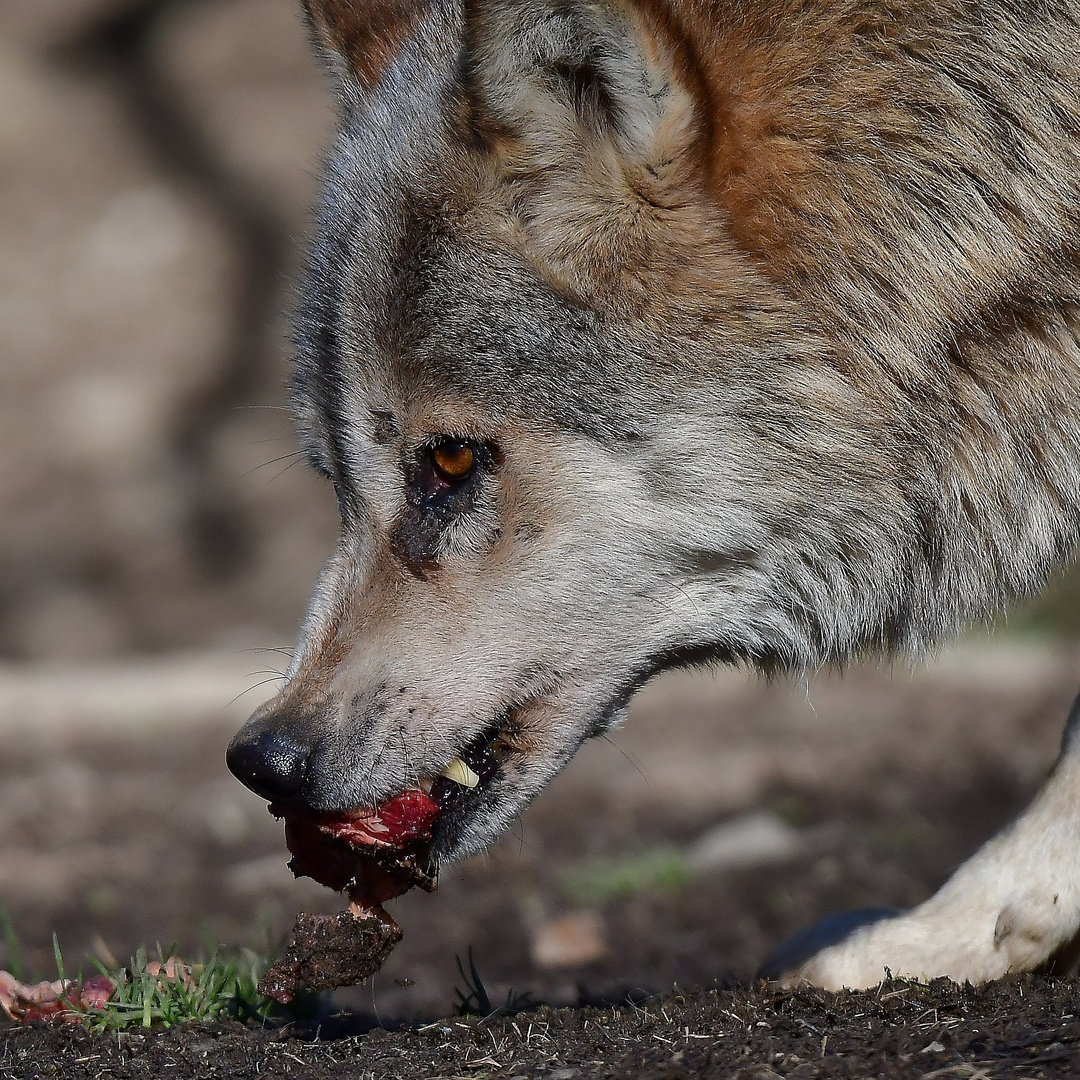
(4, 976, 1080, 1079)
(1, 645, 1080, 1076)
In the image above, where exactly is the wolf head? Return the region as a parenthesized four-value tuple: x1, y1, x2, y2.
(228, 0, 1080, 862)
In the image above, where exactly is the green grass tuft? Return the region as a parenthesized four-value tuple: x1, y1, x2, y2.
(453, 947, 533, 1017)
(48, 940, 276, 1031)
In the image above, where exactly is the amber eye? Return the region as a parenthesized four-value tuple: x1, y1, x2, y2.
(431, 440, 475, 482)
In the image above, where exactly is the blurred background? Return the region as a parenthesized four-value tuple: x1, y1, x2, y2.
(3, 0, 1079, 665)
(2, 0, 1080, 1023)
(2, 0, 336, 663)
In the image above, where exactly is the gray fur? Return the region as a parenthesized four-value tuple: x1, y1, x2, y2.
(235, 0, 1080, 868)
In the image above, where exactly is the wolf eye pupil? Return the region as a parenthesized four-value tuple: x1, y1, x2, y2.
(432, 441, 475, 481)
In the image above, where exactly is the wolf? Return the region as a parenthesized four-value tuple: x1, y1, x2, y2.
(227, 0, 1080, 988)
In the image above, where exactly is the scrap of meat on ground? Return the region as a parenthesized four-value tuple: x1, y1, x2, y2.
(0, 971, 115, 1024)
(0, 960, 198, 1025)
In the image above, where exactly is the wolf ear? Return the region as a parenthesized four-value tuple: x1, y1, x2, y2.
(302, 0, 426, 89)
(469, 0, 702, 195)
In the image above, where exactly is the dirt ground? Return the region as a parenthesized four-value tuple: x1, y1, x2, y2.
(5, 976, 1080, 1079)
(1, 643, 1080, 1076)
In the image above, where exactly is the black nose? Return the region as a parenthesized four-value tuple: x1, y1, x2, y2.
(226, 728, 312, 801)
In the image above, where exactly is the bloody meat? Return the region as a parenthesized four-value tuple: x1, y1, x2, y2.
(0, 972, 115, 1024)
(260, 790, 441, 999)
(274, 790, 441, 904)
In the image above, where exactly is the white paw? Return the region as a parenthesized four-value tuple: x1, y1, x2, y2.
(772, 751, 1080, 990)
(778, 888, 1080, 990)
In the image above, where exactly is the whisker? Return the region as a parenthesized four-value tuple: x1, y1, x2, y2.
(397, 723, 417, 789)
(509, 819, 540, 857)
(225, 677, 286, 708)
(267, 456, 307, 483)
(364, 742, 387, 807)
(240, 450, 306, 479)
(599, 732, 654, 789)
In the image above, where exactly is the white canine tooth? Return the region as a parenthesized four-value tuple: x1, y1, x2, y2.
(439, 758, 479, 788)
(418, 776, 434, 795)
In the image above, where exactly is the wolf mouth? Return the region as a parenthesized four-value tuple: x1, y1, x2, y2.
(269, 713, 524, 906)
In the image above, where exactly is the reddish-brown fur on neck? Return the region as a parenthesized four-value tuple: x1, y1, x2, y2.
(303, 0, 429, 88)
(620, 0, 1080, 358)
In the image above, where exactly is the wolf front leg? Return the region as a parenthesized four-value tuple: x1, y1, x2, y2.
(768, 689, 1080, 990)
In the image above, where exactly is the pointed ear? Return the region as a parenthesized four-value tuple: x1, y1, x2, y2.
(466, 0, 718, 301)
(469, 0, 705, 198)
(302, 0, 428, 89)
